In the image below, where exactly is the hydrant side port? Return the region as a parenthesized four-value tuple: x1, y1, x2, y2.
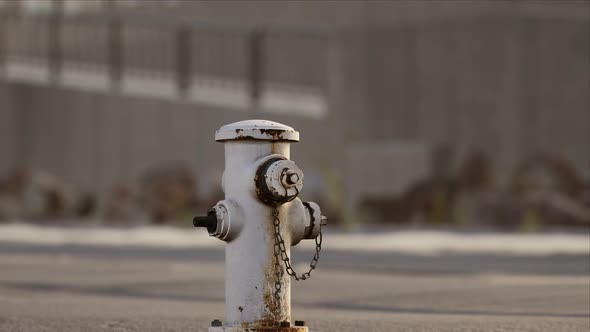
(194, 120, 322, 332)
(285, 199, 322, 246)
(193, 200, 243, 242)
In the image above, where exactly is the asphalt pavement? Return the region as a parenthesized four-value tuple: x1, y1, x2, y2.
(0, 243, 588, 332)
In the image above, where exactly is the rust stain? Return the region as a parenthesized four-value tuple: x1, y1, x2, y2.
(234, 134, 258, 140)
(230, 128, 260, 141)
(258, 128, 286, 140)
(240, 317, 306, 331)
(228, 128, 296, 142)
(302, 201, 315, 239)
(262, 248, 280, 325)
(261, 205, 286, 327)
(246, 318, 278, 328)
(241, 328, 306, 332)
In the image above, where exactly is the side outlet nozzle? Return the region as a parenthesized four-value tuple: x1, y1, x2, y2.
(193, 209, 218, 234)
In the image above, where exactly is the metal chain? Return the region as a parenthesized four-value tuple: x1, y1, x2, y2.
(272, 205, 323, 304)
(272, 206, 284, 304)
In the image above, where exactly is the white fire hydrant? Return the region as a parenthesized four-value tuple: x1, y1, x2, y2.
(193, 120, 327, 332)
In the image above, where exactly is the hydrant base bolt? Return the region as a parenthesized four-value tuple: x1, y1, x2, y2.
(211, 319, 223, 327)
(295, 320, 306, 327)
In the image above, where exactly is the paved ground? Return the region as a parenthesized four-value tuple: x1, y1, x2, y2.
(0, 244, 588, 332)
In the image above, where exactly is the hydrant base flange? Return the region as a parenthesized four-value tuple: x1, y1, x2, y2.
(209, 327, 308, 332)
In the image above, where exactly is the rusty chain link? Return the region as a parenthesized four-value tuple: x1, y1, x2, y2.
(272, 205, 323, 305)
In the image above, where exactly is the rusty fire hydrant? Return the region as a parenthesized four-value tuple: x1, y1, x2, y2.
(193, 120, 327, 332)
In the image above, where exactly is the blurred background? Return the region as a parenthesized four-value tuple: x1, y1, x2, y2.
(0, 1, 589, 331)
(0, 0, 589, 231)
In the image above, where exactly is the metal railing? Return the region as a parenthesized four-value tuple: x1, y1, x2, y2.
(0, 6, 330, 114)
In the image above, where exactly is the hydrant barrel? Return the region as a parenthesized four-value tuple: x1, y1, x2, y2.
(196, 120, 323, 332)
(217, 120, 297, 327)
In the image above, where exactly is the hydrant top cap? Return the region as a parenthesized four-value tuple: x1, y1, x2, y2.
(215, 119, 300, 142)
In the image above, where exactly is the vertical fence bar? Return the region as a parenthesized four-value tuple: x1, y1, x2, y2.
(248, 27, 265, 106)
(108, 17, 122, 91)
(405, 26, 419, 139)
(105, 0, 122, 92)
(176, 27, 191, 98)
(48, 0, 63, 84)
(0, 11, 5, 77)
(109, 19, 122, 91)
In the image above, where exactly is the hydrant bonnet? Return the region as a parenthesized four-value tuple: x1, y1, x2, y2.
(215, 119, 300, 142)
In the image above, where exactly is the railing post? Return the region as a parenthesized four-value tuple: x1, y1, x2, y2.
(108, 22, 123, 92)
(248, 27, 265, 106)
(105, 1, 122, 92)
(48, 0, 63, 84)
(108, 18, 122, 91)
(0, 10, 5, 77)
(176, 27, 191, 98)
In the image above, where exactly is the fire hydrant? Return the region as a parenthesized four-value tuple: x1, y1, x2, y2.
(193, 120, 326, 332)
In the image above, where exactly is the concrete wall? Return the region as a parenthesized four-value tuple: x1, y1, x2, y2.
(3, 83, 335, 198)
(365, 16, 590, 182)
(0, 83, 19, 175)
(1, 0, 588, 200)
